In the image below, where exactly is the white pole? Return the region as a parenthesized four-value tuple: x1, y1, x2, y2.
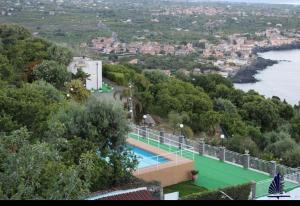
(158, 139, 160, 149)
(96, 62, 99, 91)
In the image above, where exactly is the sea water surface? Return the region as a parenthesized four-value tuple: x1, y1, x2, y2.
(234, 49, 300, 106)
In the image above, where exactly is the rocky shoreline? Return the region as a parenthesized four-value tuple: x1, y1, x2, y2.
(252, 41, 300, 54)
(231, 42, 300, 84)
(231, 57, 278, 83)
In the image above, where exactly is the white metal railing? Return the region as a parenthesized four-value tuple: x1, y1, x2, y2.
(255, 178, 274, 198)
(204, 144, 220, 159)
(249, 157, 271, 174)
(133, 150, 189, 175)
(128, 124, 300, 178)
(277, 164, 299, 176)
(225, 150, 244, 165)
(255, 173, 300, 198)
(129, 125, 195, 161)
(285, 171, 300, 184)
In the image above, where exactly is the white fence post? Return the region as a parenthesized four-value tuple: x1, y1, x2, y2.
(131, 124, 300, 179)
(199, 138, 205, 156)
(269, 161, 277, 177)
(219, 147, 225, 162)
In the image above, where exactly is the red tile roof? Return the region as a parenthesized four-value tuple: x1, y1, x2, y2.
(98, 190, 156, 200)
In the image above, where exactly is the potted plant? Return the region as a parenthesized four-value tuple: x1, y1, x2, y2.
(191, 170, 199, 181)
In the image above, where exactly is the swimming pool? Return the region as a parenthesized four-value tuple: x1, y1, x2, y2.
(127, 144, 169, 168)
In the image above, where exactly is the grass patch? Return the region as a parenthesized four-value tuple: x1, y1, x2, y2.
(100, 83, 113, 93)
(91, 83, 113, 93)
(163, 181, 207, 198)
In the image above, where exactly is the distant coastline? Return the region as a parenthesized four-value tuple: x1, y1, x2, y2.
(252, 41, 300, 54)
(231, 57, 278, 83)
(231, 42, 300, 83)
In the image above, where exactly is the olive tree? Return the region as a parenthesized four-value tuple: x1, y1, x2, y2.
(32, 60, 72, 90)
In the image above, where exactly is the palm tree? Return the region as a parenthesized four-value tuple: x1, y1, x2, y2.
(72, 68, 91, 86)
(113, 84, 142, 123)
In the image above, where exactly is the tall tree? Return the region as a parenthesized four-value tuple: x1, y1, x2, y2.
(0, 54, 13, 81)
(0, 80, 65, 135)
(47, 45, 73, 66)
(0, 128, 90, 200)
(32, 60, 72, 90)
(66, 79, 90, 103)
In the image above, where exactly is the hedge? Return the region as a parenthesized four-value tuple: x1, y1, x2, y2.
(103, 64, 136, 86)
(105, 72, 127, 85)
(181, 182, 252, 200)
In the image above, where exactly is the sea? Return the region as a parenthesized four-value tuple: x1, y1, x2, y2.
(234, 49, 300, 106)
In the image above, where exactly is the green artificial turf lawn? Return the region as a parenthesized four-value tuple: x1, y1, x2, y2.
(100, 83, 113, 93)
(128, 133, 299, 198)
(163, 181, 207, 198)
(91, 83, 113, 93)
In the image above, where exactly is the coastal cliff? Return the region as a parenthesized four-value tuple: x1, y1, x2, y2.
(231, 42, 300, 83)
(231, 57, 278, 83)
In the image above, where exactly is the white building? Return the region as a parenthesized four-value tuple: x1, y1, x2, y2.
(68, 57, 102, 91)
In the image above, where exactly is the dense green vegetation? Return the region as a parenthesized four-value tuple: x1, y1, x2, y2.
(103, 63, 300, 167)
(119, 54, 219, 72)
(2, 0, 300, 52)
(0, 24, 138, 200)
(0, 24, 72, 84)
(163, 181, 207, 198)
(2, 0, 300, 77)
(181, 182, 252, 200)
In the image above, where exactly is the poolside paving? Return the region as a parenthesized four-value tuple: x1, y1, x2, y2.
(127, 137, 194, 187)
(127, 137, 192, 176)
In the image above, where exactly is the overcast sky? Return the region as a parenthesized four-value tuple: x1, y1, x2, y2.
(189, 0, 300, 5)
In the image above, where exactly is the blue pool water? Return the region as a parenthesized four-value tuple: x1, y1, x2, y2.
(127, 144, 169, 168)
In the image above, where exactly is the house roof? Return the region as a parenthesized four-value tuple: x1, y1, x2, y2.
(86, 187, 157, 200)
(99, 190, 156, 200)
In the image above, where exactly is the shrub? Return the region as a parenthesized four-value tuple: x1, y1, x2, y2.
(106, 71, 126, 85)
(32, 60, 72, 89)
(181, 182, 252, 200)
(191, 170, 199, 176)
(103, 64, 136, 86)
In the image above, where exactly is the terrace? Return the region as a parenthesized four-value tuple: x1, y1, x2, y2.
(128, 125, 300, 199)
(127, 137, 194, 187)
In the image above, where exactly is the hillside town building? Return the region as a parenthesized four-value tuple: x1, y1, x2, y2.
(68, 57, 102, 91)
